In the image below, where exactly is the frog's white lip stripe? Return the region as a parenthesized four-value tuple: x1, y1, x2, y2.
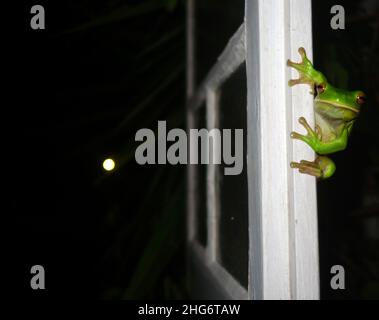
(315, 99, 359, 113)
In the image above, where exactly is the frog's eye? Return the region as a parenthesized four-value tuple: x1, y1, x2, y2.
(356, 92, 366, 105)
(316, 84, 325, 94)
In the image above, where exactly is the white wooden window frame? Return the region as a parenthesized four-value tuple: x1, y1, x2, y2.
(186, 0, 319, 300)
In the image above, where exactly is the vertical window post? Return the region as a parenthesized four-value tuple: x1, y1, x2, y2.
(245, 0, 319, 299)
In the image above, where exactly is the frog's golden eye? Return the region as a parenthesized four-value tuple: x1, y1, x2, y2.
(316, 84, 325, 94)
(356, 92, 366, 105)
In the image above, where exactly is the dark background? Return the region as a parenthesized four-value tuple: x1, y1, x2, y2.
(5, 0, 379, 299)
(8, 0, 187, 299)
(313, 0, 379, 299)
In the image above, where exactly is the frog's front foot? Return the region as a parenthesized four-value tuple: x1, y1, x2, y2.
(290, 117, 319, 149)
(287, 47, 326, 91)
(287, 47, 314, 87)
(290, 156, 336, 179)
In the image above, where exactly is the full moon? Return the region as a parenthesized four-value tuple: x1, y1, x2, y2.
(103, 158, 115, 171)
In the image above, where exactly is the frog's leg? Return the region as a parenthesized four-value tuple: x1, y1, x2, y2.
(291, 117, 349, 154)
(291, 156, 336, 179)
(287, 47, 327, 91)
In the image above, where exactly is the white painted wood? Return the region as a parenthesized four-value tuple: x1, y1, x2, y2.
(246, 0, 291, 299)
(191, 242, 248, 300)
(245, 0, 319, 299)
(206, 89, 220, 261)
(186, 22, 245, 248)
(188, 24, 246, 112)
(288, 0, 320, 300)
(187, 0, 318, 300)
(186, 23, 247, 299)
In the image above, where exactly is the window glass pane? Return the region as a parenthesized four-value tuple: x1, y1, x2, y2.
(217, 63, 248, 288)
(194, 104, 207, 246)
(197, 0, 244, 84)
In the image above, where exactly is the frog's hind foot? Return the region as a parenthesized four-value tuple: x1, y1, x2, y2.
(290, 156, 336, 180)
(290, 160, 322, 178)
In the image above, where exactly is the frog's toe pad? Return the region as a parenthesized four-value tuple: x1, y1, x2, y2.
(298, 117, 306, 124)
(290, 131, 304, 140)
(288, 79, 302, 86)
(298, 47, 306, 57)
(290, 160, 322, 178)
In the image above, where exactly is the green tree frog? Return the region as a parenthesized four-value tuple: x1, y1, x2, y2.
(287, 47, 366, 179)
